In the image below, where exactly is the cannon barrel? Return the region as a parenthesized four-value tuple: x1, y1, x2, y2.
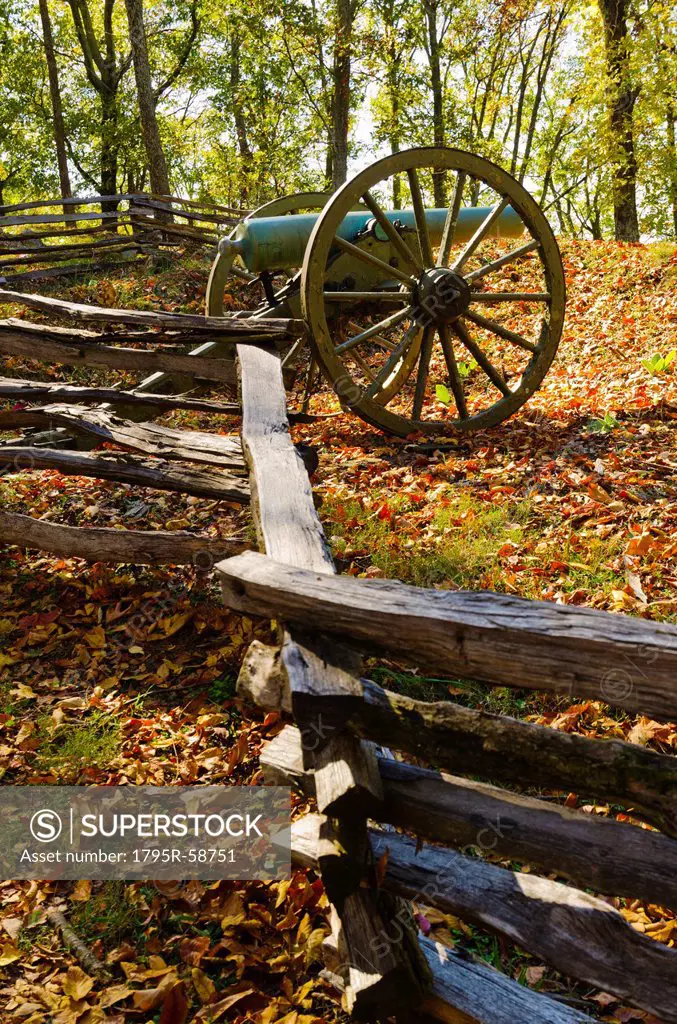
(220, 206, 525, 274)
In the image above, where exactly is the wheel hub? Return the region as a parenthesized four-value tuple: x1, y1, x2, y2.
(415, 267, 470, 325)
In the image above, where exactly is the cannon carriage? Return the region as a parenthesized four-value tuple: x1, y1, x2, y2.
(206, 147, 565, 435)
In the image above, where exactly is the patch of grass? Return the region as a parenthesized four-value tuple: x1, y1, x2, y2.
(69, 882, 144, 951)
(325, 491, 533, 591)
(368, 667, 456, 703)
(369, 666, 536, 718)
(34, 711, 121, 781)
(17, 924, 52, 953)
(377, 495, 532, 590)
(534, 529, 625, 598)
(326, 486, 628, 603)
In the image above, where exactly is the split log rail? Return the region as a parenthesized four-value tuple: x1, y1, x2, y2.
(1, 284, 677, 1022)
(214, 342, 677, 1022)
(0, 192, 247, 286)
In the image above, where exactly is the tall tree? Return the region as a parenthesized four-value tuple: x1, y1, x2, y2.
(597, 0, 640, 240)
(329, 0, 358, 189)
(228, 27, 254, 202)
(123, 0, 170, 197)
(422, 0, 452, 205)
(38, 0, 72, 206)
(367, 0, 417, 207)
(668, 105, 677, 237)
(66, 0, 132, 207)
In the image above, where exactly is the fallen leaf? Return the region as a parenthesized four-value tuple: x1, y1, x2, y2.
(191, 967, 217, 1005)
(194, 988, 255, 1021)
(62, 966, 94, 1001)
(83, 627, 106, 649)
(525, 964, 546, 986)
(132, 972, 179, 1012)
(220, 892, 247, 929)
(70, 879, 92, 902)
(1, 917, 22, 941)
(0, 940, 21, 965)
(99, 984, 132, 1009)
(159, 981, 189, 1024)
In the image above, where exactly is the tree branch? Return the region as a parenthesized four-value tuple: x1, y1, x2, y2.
(154, 0, 200, 101)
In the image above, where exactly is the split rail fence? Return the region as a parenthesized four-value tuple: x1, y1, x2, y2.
(0, 193, 246, 287)
(0, 285, 677, 1022)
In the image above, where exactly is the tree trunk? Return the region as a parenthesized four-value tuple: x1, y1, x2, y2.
(384, 5, 402, 209)
(230, 32, 254, 203)
(38, 0, 72, 212)
(519, 11, 567, 183)
(598, 0, 639, 241)
(668, 105, 677, 238)
(124, 0, 171, 199)
(330, 0, 353, 190)
(424, 0, 445, 206)
(65, 0, 124, 214)
(100, 87, 119, 207)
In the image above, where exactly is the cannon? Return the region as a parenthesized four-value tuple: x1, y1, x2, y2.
(206, 148, 565, 435)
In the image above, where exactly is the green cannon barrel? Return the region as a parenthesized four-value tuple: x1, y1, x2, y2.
(221, 206, 525, 274)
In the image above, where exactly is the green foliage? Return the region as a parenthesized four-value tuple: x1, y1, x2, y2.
(436, 359, 478, 405)
(586, 412, 620, 433)
(457, 358, 478, 379)
(0, 0, 675, 238)
(641, 349, 677, 375)
(209, 674, 237, 703)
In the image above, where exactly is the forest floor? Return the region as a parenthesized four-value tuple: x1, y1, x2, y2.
(0, 237, 676, 1023)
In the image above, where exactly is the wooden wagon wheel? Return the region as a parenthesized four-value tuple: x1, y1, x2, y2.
(206, 191, 330, 317)
(301, 147, 566, 435)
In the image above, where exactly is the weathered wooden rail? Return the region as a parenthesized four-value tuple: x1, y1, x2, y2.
(0, 289, 275, 561)
(0, 192, 246, 286)
(1, 285, 677, 1022)
(216, 351, 677, 1021)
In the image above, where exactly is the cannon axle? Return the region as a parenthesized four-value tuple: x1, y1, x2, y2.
(415, 268, 471, 325)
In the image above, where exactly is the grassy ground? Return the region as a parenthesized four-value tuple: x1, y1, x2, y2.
(1, 239, 676, 1023)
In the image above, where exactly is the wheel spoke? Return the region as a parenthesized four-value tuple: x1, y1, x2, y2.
(470, 291, 550, 303)
(438, 323, 468, 419)
(323, 290, 413, 303)
(335, 308, 413, 354)
(348, 317, 395, 350)
(465, 239, 539, 283)
(368, 333, 397, 351)
(332, 234, 416, 287)
(301, 357, 319, 412)
(366, 322, 420, 397)
(350, 349, 378, 383)
(281, 336, 307, 368)
(452, 196, 510, 273)
(412, 325, 435, 420)
(453, 319, 511, 398)
(361, 190, 423, 274)
(464, 310, 538, 353)
(407, 168, 434, 267)
(438, 171, 467, 268)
